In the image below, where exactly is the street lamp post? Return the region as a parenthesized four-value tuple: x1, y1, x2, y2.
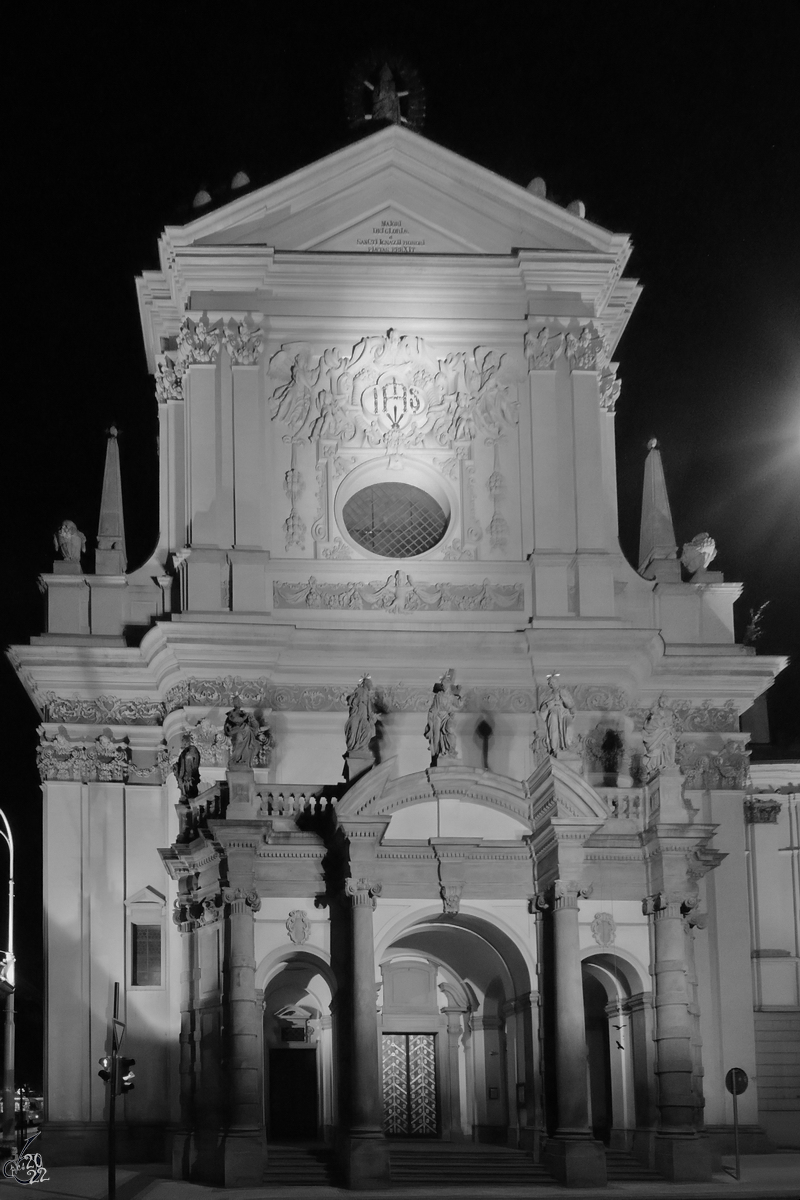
(0, 807, 15, 1154)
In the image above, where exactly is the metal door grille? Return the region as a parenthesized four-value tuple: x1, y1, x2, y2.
(343, 484, 447, 557)
(382, 1033, 438, 1137)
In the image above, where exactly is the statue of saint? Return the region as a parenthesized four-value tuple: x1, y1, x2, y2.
(174, 733, 201, 801)
(54, 520, 86, 563)
(345, 674, 376, 756)
(425, 670, 462, 762)
(538, 674, 575, 755)
(224, 698, 261, 769)
(641, 696, 679, 776)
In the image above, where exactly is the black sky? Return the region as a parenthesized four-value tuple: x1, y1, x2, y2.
(2, 1, 799, 1087)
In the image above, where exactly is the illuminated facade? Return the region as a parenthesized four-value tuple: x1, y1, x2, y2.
(10, 125, 798, 1188)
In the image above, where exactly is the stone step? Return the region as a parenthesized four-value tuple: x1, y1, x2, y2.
(605, 1149, 664, 1181)
(389, 1145, 552, 1185)
(263, 1145, 334, 1185)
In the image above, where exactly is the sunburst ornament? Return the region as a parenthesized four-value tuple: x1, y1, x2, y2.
(346, 54, 426, 132)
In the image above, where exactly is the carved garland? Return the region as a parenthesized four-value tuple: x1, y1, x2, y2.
(273, 572, 523, 612)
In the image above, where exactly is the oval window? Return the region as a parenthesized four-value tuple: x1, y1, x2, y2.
(342, 483, 448, 558)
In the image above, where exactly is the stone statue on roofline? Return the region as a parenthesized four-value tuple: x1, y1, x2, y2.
(345, 674, 377, 757)
(681, 532, 717, 577)
(54, 520, 86, 564)
(641, 695, 679, 777)
(538, 673, 575, 755)
(224, 697, 262, 769)
(425, 669, 463, 763)
(174, 732, 201, 801)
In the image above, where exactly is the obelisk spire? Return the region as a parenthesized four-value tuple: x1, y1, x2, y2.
(638, 438, 679, 580)
(95, 425, 127, 575)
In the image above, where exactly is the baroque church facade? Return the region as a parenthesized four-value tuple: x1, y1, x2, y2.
(10, 125, 799, 1189)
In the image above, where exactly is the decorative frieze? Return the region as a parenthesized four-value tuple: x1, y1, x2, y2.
(744, 797, 782, 824)
(44, 692, 165, 725)
(571, 685, 630, 712)
(628, 699, 738, 733)
(273, 572, 524, 612)
(268, 330, 516, 456)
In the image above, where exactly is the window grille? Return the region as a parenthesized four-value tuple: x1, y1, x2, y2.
(132, 924, 162, 986)
(343, 483, 447, 557)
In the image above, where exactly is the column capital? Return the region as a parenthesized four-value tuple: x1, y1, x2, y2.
(534, 879, 592, 911)
(744, 797, 782, 824)
(643, 892, 696, 920)
(344, 876, 382, 909)
(222, 886, 261, 915)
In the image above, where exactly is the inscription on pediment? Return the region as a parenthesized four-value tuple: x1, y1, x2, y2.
(313, 209, 465, 254)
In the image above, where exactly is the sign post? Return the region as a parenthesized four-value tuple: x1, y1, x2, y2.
(725, 1067, 748, 1181)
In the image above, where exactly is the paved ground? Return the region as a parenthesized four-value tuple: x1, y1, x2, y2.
(1, 1155, 798, 1200)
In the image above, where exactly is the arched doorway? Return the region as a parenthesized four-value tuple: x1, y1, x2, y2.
(377, 910, 538, 1150)
(581, 952, 652, 1152)
(260, 952, 336, 1143)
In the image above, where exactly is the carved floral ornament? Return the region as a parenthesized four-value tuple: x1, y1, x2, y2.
(154, 316, 264, 403)
(274, 572, 523, 613)
(37, 730, 169, 783)
(267, 329, 517, 456)
(744, 797, 782, 824)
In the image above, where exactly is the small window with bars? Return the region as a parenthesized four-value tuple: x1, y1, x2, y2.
(131, 924, 162, 987)
(343, 483, 448, 558)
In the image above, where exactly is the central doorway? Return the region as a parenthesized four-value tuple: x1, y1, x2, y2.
(269, 1048, 318, 1140)
(382, 1033, 439, 1137)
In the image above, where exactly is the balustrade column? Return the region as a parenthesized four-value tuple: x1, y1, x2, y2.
(539, 880, 607, 1187)
(344, 877, 389, 1190)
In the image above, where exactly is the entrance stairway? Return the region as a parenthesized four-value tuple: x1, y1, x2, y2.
(262, 1144, 334, 1186)
(605, 1148, 664, 1182)
(389, 1143, 553, 1187)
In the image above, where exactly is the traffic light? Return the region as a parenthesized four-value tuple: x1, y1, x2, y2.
(98, 1056, 112, 1083)
(117, 1058, 135, 1094)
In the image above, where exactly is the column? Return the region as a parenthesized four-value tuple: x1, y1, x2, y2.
(343, 877, 390, 1189)
(442, 1007, 468, 1141)
(645, 893, 711, 1181)
(626, 992, 657, 1168)
(173, 910, 197, 1178)
(340, 878, 388, 1195)
(541, 880, 607, 1187)
(185, 362, 219, 546)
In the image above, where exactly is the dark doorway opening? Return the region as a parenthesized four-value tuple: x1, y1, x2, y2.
(583, 973, 613, 1143)
(269, 1048, 318, 1140)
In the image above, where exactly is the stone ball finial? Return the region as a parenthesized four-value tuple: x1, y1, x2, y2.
(192, 188, 212, 209)
(527, 176, 547, 198)
(647, 437, 658, 450)
(567, 199, 586, 218)
(231, 171, 250, 190)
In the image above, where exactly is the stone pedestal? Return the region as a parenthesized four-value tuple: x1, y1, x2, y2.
(654, 1134, 711, 1182)
(226, 768, 259, 818)
(344, 751, 374, 783)
(543, 1136, 607, 1188)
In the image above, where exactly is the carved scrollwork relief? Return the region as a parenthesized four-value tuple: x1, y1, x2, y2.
(44, 692, 166, 725)
(677, 739, 751, 790)
(273, 572, 523, 612)
(267, 330, 517, 457)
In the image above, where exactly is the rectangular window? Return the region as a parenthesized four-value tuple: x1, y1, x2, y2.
(132, 924, 162, 987)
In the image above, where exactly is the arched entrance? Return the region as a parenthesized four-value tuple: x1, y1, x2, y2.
(378, 910, 538, 1149)
(259, 951, 336, 1143)
(581, 951, 653, 1153)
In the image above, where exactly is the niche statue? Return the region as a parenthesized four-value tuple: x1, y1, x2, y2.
(345, 674, 377, 757)
(174, 733, 201, 801)
(224, 698, 262, 769)
(538, 674, 576, 755)
(425, 670, 463, 763)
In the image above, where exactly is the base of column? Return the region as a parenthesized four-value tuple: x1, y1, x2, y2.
(340, 1133, 390, 1190)
(654, 1133, 711, 1182)
(543, 1136, 607, 1187)
(170, 1129, 194, 1180)
(220, 1130, 265, 1187)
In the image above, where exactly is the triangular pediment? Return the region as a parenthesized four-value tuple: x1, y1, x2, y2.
(170, 126, 628, 259)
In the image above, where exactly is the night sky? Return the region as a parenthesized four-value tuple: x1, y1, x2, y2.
(2, 2, 798, 1089)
